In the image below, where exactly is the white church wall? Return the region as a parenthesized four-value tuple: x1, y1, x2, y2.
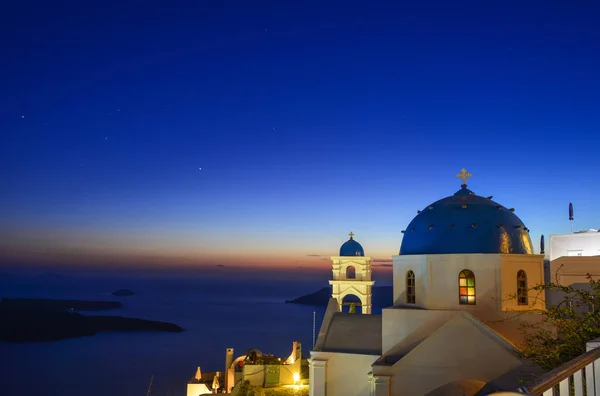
(381, 308, 460, 354)
(393, 253, 546, 324)
(500, 255, 545, 312)
(549, 232, 600, 262)
(384, 314, 541, 396)
(394, 254, 502, 312)
(426, 254, 501, 312)
(311, 351, 378, 396)
(392, 254, 426, 306)
(486, 311, 545, 346)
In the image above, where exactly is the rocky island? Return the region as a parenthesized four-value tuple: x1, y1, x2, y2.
(0, 298, 183, 342)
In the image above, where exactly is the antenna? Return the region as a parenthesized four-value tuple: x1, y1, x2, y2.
(312, 311, 316, 349)
(569, 203, 574, 233)
(146, 375, 154, 396)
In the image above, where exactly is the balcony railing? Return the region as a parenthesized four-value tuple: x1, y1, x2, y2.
(490, 338, 600, 396)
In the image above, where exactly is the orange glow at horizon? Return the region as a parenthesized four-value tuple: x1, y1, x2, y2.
(0, 226, 396, 271)
(0, 244, 394, 271)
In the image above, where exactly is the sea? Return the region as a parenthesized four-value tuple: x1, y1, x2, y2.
(0, 269, 390, 396)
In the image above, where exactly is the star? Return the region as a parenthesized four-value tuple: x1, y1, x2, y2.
(105, 137, 108, 140)
(21, 115, 24, 119)
(198, 167, 202, 171)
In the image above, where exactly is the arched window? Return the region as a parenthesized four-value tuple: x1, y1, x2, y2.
(517, 270, 528, 305)
(459, 270, 476, 305)
(406, 270, 416, 304)
(346, 266, 356, 279)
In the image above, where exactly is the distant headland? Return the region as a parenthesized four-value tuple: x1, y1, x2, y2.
(0, 298, 183, 342)
(285, 286, 393, 307)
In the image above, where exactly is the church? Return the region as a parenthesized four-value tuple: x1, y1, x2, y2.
(309, 169, 547, 396)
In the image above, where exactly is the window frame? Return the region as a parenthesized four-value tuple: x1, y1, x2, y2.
(406, 270, 416, 304)
(458, 270, 476, 305)
(517, 270, 528, 306)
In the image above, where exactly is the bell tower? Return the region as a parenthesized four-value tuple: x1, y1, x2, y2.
(329, 232, 375, 314)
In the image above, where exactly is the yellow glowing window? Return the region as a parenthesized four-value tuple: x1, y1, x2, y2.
(459, 270, 475, 305)
(406, 270, 415, 304)
(517, 270, 528, 305)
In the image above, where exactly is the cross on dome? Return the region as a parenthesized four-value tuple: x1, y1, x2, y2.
(349, 232, 355, 239)
(456, 168, 472, 186)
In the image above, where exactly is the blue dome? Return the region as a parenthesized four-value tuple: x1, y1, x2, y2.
(340, 235, 365, 256)
(400, 185, 533, 255)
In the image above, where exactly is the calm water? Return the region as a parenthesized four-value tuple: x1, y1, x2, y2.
(0, 274, 329, 396)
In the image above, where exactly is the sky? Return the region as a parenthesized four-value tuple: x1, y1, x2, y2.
(1, 1, 600, 273)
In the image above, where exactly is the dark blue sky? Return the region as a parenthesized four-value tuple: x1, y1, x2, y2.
(2, 1, 599, 269)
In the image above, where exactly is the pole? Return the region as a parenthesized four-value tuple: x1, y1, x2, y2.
(146, 375, 154, 396)
(312, 311, 316, 349)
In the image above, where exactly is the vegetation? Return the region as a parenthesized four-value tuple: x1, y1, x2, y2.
(517, 274, 600, 370)
(238, 381, 265, 396)
(264, 386, 309, 396)
(237, 382, 309, 396)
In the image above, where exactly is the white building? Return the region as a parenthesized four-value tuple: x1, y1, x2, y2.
(309, 170, 546, 396)
(186, 367, 216, 396)
(545, 230, 600, 303)
(549, 230, 600, 262)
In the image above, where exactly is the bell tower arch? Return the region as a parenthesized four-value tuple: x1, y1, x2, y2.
(329, 232, 375, 314)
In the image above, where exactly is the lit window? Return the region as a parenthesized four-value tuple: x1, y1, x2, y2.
(459, 270, 476, 305)
(406, 270, 415, 304)
(517, 270, 528, 305)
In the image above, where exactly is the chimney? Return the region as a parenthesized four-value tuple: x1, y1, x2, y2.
(290, 341, 298, 363)
(225, 348, 234, 392)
